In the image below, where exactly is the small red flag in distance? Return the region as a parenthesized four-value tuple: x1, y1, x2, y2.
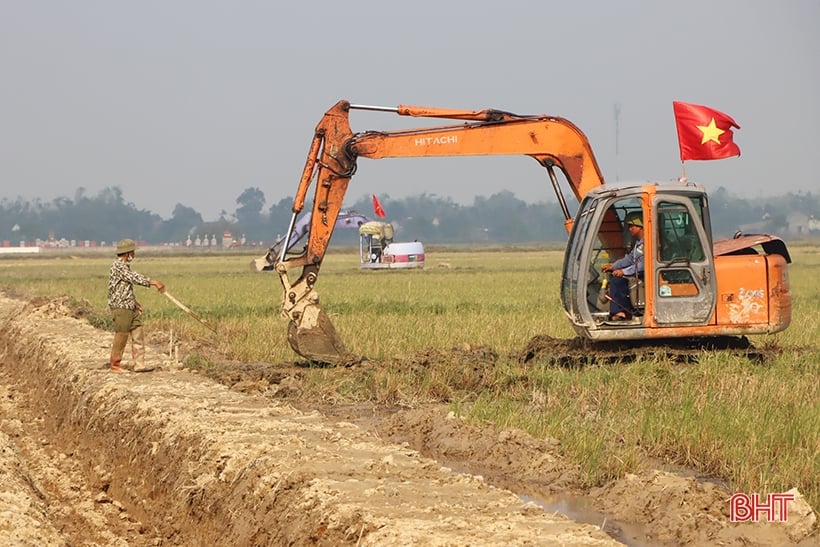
(372, 194, 386, 218)
(673, 101, 741, 161)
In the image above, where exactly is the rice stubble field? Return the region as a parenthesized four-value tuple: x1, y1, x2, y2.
(0, 245, 817, 545)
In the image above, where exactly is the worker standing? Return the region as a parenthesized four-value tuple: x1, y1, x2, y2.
(107, 239, 165, 372)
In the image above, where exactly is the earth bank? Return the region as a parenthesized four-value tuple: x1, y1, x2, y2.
(0, 292, 816, 546)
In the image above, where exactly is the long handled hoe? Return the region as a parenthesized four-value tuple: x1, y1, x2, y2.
(162, 291, 218, 334)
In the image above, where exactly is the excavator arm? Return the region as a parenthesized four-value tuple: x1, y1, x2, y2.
(276, 100, 609, 364)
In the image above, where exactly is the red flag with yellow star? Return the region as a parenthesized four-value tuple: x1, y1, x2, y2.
(673, 101, 741, 161)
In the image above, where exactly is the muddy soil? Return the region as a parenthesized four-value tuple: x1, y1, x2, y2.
(0, 292, 816, 546)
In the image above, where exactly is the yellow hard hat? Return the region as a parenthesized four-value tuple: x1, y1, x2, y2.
(116, 239, 137, 255)
(626, 212, 643, 227)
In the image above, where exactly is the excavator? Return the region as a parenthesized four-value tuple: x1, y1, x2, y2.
(273, 100, 791, 365)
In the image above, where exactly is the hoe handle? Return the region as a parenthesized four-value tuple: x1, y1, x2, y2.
(163, 291, 218, 334)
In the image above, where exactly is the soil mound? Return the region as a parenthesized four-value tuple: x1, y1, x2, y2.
(0, 293, 617, 546)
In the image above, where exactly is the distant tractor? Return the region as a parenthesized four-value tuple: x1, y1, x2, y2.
(358, 221, 425, 270)
(253, 210, 424, 272)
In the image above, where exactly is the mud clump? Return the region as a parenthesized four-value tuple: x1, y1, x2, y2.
(390, 343, 499, 393)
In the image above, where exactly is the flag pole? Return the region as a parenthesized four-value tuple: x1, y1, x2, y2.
(681, 161, 687, 182)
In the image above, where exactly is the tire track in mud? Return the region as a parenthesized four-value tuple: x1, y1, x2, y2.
(0, 293, 620, 546)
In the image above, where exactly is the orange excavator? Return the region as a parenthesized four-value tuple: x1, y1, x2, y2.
(274, 100, 791, 364)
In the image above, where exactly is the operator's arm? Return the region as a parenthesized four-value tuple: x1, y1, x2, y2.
(609, 241, 644, 277)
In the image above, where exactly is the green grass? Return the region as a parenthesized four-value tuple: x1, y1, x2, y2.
(1, 244, 818, 510)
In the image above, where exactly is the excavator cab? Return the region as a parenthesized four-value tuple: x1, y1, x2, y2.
(561, 181, 789, 341)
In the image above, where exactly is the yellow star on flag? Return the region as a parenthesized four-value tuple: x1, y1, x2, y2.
(697, 118, 725, 145)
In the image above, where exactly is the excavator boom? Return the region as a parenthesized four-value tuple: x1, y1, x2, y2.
(276, 100, 608, 364)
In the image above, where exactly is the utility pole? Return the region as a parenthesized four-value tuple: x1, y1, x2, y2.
(614, 103, 621, 182)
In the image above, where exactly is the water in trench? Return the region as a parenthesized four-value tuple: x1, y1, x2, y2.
(340, 408, 668, 547)
(520, 491, 673, 547)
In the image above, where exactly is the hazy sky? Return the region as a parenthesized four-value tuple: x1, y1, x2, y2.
(2, 1, 818, 221)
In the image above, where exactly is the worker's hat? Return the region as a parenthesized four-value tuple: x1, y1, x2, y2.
(116, 239, 137, 255)
(626, 212, 643, 227)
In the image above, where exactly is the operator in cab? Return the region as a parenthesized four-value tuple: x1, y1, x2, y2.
(602, 212, 644, 320)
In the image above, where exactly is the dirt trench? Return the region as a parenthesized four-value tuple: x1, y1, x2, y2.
(0, 292, 816, 546)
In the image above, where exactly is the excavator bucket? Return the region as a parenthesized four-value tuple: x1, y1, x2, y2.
(286, 302, 360, 366)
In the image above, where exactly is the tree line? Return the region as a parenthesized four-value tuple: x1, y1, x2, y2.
(1, 185, 817, 247)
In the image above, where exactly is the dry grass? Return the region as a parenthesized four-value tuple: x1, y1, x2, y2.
(1, 244, 818, 509)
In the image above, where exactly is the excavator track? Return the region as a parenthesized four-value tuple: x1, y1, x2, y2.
(517, 335, 777, 367)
